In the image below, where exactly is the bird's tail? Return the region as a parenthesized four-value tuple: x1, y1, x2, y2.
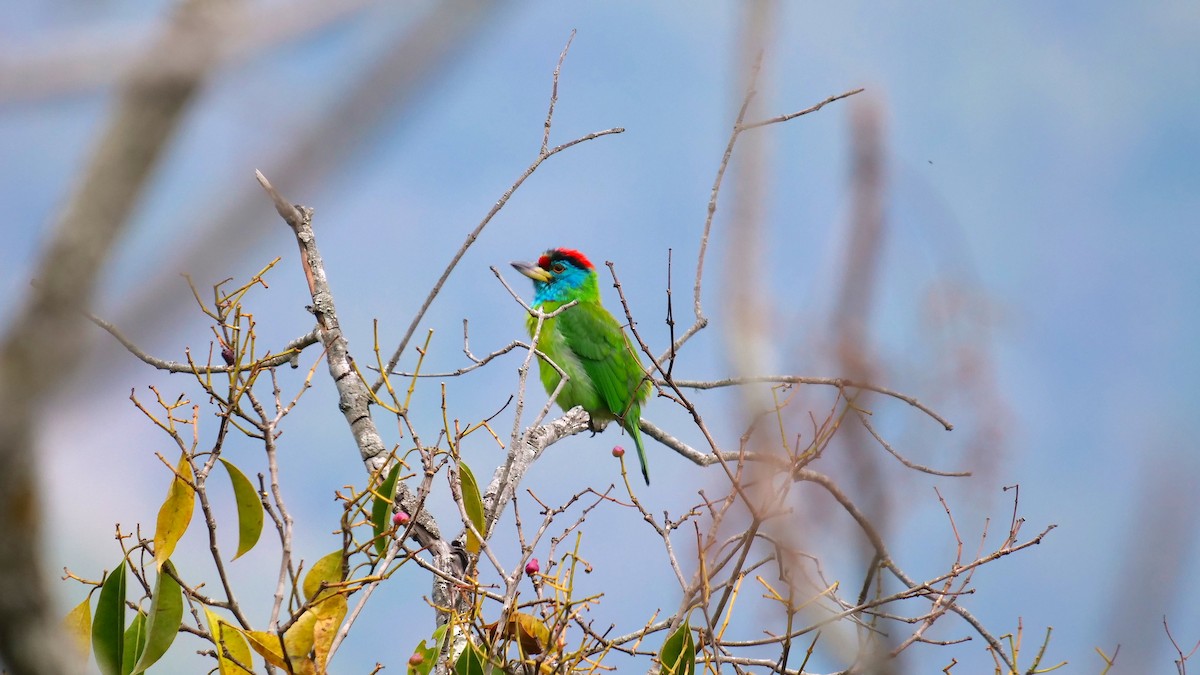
(629, 421, 650, 485)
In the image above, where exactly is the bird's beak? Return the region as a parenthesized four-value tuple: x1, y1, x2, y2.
(511, 261, 552, 282)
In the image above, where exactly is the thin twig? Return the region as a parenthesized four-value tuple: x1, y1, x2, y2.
(738, 87, 865, 131)
(853, 407, 968, 476)
(373, 31, 621, 394)
(325, 539, 404, 660)
(665, 376, 952, 430)
(87, 307, 318, 374)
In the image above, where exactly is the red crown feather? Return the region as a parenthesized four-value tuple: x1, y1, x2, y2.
(538, 248, 594, 270)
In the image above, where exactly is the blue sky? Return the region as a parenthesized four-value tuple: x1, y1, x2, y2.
(3, 1, 1199, 672)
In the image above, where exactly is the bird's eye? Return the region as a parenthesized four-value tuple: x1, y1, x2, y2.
(552, 263, 566, 274)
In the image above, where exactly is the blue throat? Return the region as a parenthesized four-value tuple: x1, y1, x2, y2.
(532, 266, 590, 306)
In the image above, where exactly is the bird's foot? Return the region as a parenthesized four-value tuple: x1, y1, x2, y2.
(586, 415, 611, 435)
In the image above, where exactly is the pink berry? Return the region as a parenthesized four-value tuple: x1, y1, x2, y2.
(408, 653, 424, 666)
(393, 511, 410, 527)
(525, 558, 540, 575)
(612, 446, 625, 458)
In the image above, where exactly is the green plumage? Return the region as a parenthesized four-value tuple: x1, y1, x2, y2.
(513, 249, 653, 484)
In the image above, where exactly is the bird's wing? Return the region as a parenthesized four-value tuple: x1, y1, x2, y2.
(557, 303, 650, 417)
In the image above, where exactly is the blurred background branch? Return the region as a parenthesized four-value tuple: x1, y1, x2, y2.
(82, 0, 501, 382)
(0, 0, 223, 670)
(0, 0, 376, 104)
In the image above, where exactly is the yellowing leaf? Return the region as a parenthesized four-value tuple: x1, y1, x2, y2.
(244, 620, 322, 675)
(63, 595, 92, 665)
(458, 461, 486, 555)
(243, 626, 318, 674)
(220, 459, 264, 560)
(312, 595, 348, 673)
(485, 612, 550, 655)
(130, 562, 183, 674)
(284, 607, 319, 660)
(203, 608, 253, 675)
(243, 629, 288, 670)
(153, 453, 195, 570)
(302, 550, 345, 603)
(512, 612, 550, 655)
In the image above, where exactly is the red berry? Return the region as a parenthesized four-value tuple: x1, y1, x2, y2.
(525, 558, 540, 575)
(612, 446, 625, 458)
(393, 511, 410, 527)
(408, 653, 424, 666)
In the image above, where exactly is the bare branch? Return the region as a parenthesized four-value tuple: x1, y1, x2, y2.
(369, 121, 625, 394)
(255, 170, 456, 605)
(87, 306, 319, 374)
(794, 468, 1055, 672)
(483, 407, 593, 532)
(542, 30, 576, 154)
(852, 407, 969, 477)
(109, 0, 503, 349)
(638, 419, 774, 467)
(738, 87, 865, 132)
(326, 538, 405, 661)
(1164, 616, 1200, 673)
(659, 76, 863, 364)
(371, 31, 622, 395)
(664, 376, 953, 430)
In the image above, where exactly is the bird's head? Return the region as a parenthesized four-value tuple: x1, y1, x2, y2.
(511, 248, 598, 305)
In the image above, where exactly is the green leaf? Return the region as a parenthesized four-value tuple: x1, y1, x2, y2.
(121, 610, 147, 675)
(203, 608, 253, 675)
(371, 462, 402, 556)
(431, 623, 449, 648)
(92, 561, 127, 675)
(130, 562, 183, 674)
(302, 550, 345, 602)
(453, 640, 486, 675)
(458, 461, 486, 555)
(220, 459, 264, 560)
(409, 625, 449, 675)
(153, 453, 195, 570)
(658, 620, 695, 675)
(408, 641, 436, 675)
(63, 595, 92, 665)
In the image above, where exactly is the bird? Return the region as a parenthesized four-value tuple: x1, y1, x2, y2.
(511, 248, 653, 484)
